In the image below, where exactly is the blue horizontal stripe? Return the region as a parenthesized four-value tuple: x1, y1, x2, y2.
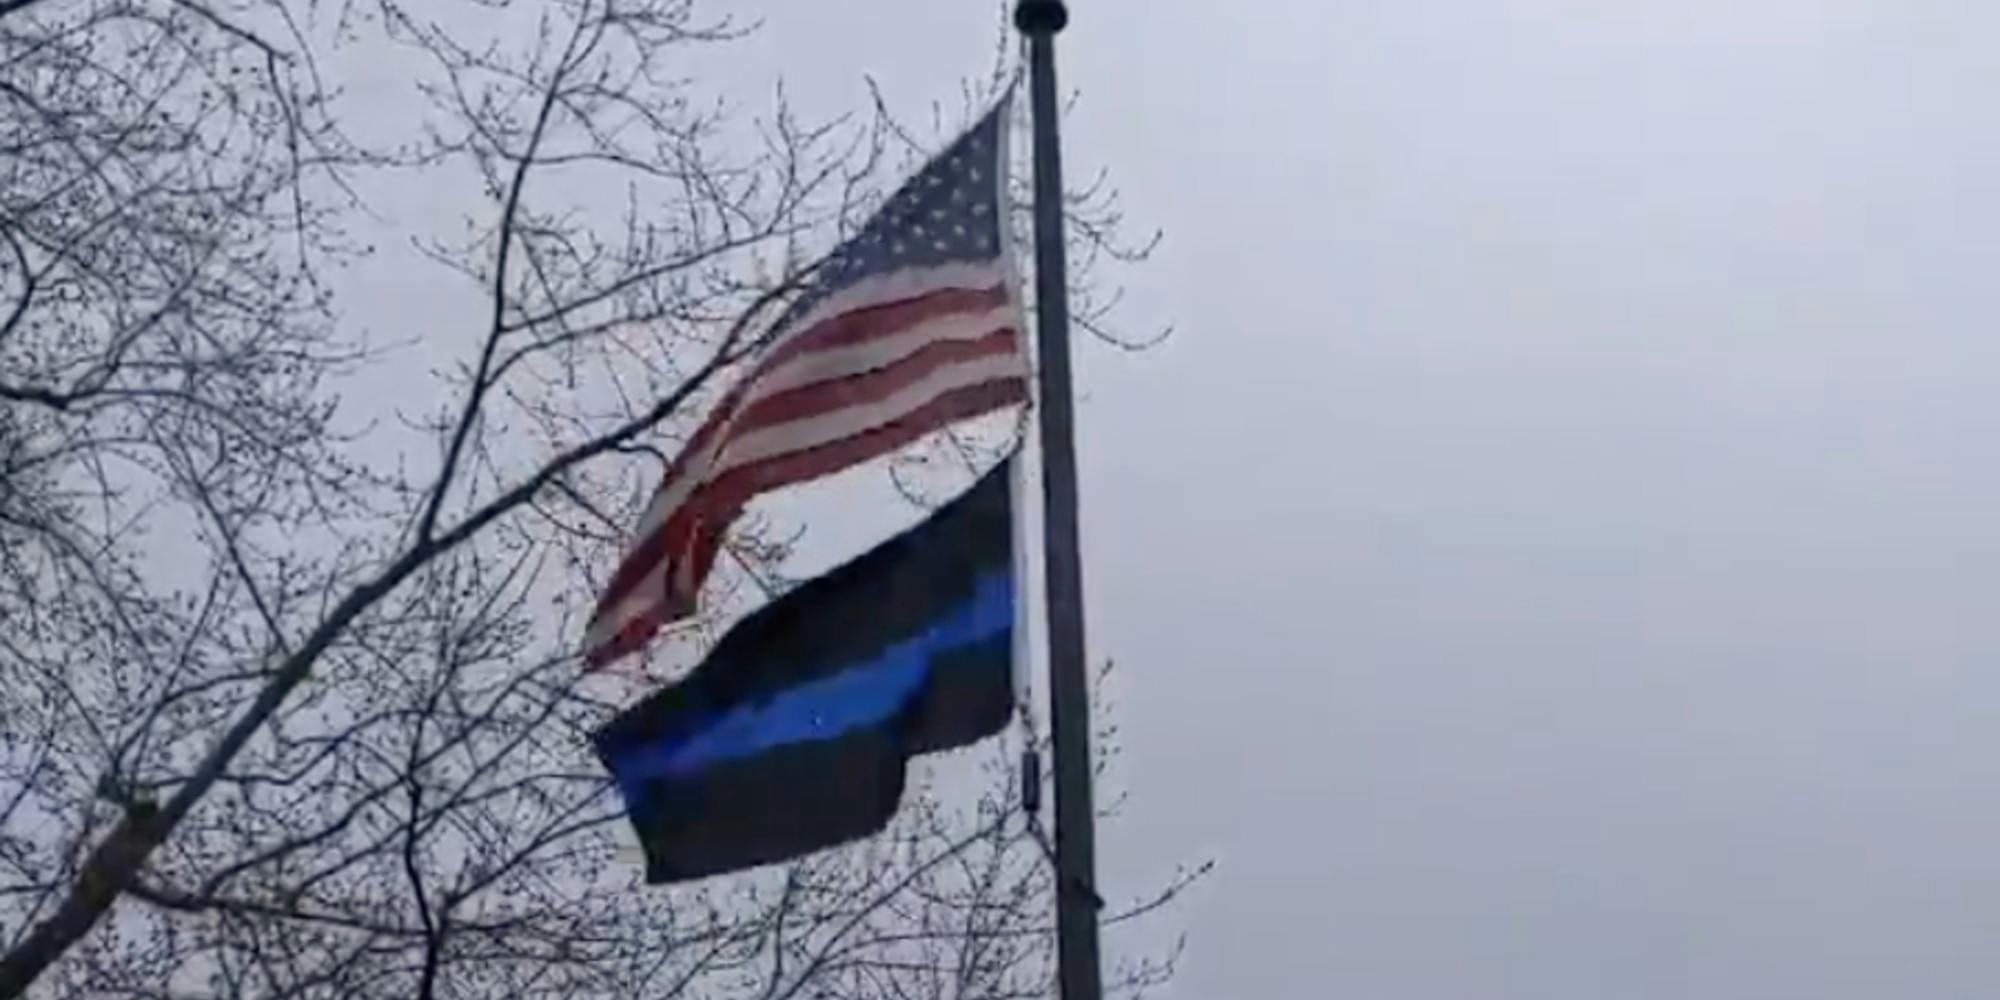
(608, 572, 1013, 786)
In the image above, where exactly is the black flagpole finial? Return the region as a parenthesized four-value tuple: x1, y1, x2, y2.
(1014, 0, 1068, 34)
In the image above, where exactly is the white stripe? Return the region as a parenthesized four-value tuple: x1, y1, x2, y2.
(992, 90, 1029, 364)
(630, 414, 730, 544)
(593, 101, 1021, 660)
(742, 305, 1018, 406)
(590, 350, 1030, 646)
(590, 553, 678, 655)
(716, 348, 1027, 474)
(765, 261, 1006, 360)
(629, 265, 1010, 545)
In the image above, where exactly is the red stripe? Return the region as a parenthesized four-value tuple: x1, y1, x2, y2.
(667, 375, 755, 482)
(656, 374, 1030, 599)
(593, 373, 1027, 643)
(590, 332, 1017, 621)
(648, 286, 1008, 512)
(750, 285, 1009, 380)
(618, 376, 1027, 665)
(588, 287, 1012, 632)
(721, 372, 1025, 502)
(583, 587, 693, 668)
(613, 285, 1009, 590)
(733, 327, 1020, 434)
(590, 477, 696, 628)
(582, 376, 1028, 669)
(675, 517, 730, 629)
(599, 391, 743, 616)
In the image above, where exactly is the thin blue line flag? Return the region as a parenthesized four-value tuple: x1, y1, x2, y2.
(594, 459, 1019, 883)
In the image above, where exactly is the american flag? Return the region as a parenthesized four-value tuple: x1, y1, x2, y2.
(584, 92, 1026, 668)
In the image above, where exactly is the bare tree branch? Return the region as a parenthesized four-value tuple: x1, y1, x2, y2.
(0, 3, 1189, 997)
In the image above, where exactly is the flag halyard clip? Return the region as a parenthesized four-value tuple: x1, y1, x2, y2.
(1021, 747, 1103, 912)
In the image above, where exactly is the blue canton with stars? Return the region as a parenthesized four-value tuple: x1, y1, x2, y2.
(776, 93, 1012, 330)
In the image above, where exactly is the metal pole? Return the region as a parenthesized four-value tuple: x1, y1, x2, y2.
(1013, 3, 1102, 1000)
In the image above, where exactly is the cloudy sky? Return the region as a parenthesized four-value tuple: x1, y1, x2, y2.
(657, 2, 2000, 996)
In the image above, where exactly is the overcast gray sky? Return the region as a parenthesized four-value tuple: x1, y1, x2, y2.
(642, 2, 2000, 996)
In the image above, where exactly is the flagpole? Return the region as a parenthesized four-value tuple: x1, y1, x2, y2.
(1013, 3, 1103, 999)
